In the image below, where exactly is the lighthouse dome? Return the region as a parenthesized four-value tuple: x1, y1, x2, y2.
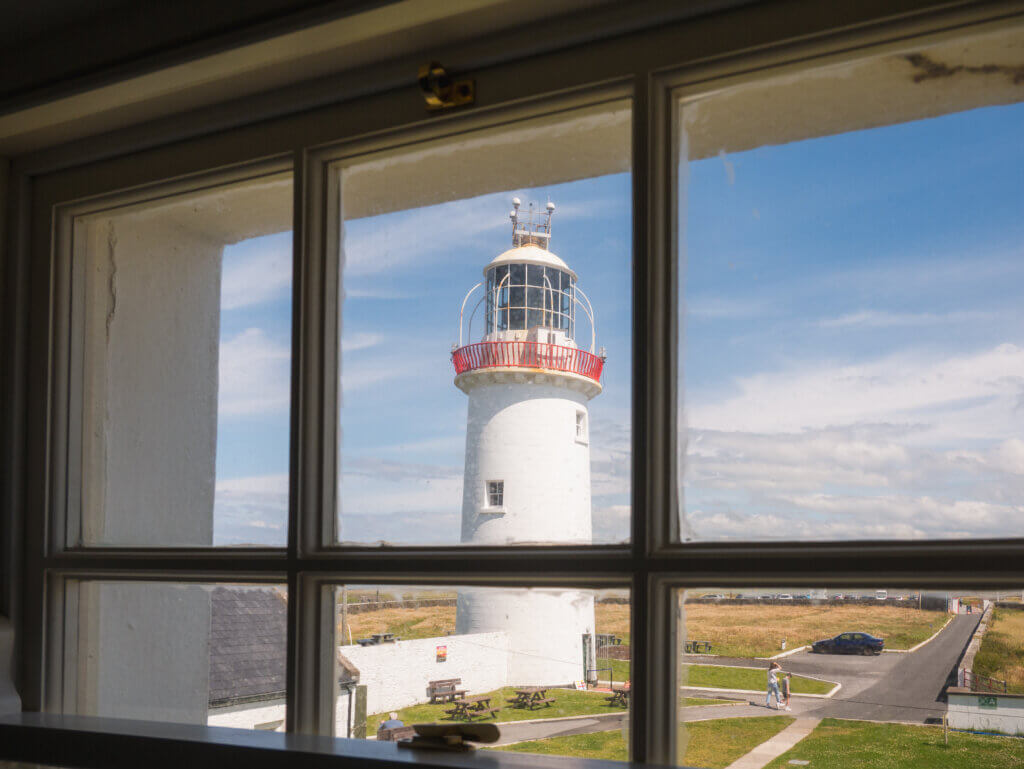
(483, 244, 577, 281)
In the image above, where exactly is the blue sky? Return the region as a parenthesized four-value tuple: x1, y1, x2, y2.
(681, 100, 1024, 540)
(210, 98, 1024, 545)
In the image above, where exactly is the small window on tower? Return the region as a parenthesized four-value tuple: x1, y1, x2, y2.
(486, 481, 504, 508)
(576, 411, 588, 443)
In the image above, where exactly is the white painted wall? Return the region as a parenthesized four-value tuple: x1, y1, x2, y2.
(456, 588, 595, 686)
(460, 380, 593, 545)
(208, 700, 285, 731)
(340, 632, 509, 715)
(77, 582, 211, 723)
(948, 691, 1024, 736)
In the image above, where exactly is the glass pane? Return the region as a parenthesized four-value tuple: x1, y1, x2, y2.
(335, 100, 632, 546)
(674, 587, 1024, 766)
(509, 263, 525, 286)
(66, 581, 286, 731)
(73, 172, 292, 547)
(677, 27, 1024, 543)
(333, 584, 631, 761)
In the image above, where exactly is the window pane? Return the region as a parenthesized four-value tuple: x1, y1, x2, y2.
(333, 584, 630, 761)
(65, 581, 287, 731)
(677, 28, 1024, 543)
(73, 173, 292, 547)
(674, 588, 1024, 766)
(335, 101, 631, 545)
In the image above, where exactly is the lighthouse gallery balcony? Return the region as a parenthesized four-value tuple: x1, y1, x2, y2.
(452, 340, 604, 383)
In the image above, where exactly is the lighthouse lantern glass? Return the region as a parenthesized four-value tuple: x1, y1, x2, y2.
(485, 264, 575, 336)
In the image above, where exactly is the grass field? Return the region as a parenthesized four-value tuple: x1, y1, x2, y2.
(973, 607, 1024, 694)
(685, 665, 833, 694)
(681, 697, 740, 707)
(367, 686, 624, 732)
(764, 718, 1024, 769)
(489, 716, 794, 766)
(681, 604, 947, 658)
(603, 658, 833, 695)
(339, 602, 944, 661)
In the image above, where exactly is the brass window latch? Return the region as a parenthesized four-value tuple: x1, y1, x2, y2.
(418, 62, 475, 111)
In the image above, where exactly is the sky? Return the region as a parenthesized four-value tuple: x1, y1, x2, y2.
(210, 97, 1024, 545)
(680, 99, 1024, 541)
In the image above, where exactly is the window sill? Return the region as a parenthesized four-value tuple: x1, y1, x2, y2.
(477, 508, 506, 516)
(0, 713, 675, 769)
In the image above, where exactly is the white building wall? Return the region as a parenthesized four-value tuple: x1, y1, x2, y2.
(456, 588, 594, 686)
(340, 632, 509, 715)
(207, 700, 286, 731)
(948, 691, 1024, 736)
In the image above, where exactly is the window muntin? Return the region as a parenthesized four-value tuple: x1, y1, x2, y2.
(676, 28, 1024, 545)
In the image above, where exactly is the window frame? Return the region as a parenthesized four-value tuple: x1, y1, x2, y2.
(3, 3, 1024, 768)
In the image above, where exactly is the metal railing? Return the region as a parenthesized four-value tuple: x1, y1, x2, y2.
(964, 670, 1008, 693)
(452, 341, 604, 383)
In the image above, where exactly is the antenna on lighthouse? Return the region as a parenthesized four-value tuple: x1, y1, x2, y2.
(510, 197, 555, 249)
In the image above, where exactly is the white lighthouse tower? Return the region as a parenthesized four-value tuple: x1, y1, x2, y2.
(451, 200, 605, 685)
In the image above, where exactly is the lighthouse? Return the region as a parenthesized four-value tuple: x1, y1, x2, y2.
(451, 200, 605, 685)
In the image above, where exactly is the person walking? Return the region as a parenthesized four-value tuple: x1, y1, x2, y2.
(766, 662, 784, 709)
(781, 669, 792, 711)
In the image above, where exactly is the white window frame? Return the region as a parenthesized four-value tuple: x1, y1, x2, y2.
(486, 481, 505, 510)
(3, 4, 1023, 769)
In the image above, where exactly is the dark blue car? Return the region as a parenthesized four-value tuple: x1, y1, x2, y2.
(811, 631, 884, 655)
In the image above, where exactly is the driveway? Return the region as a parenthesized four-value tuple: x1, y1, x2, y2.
(681, 613, 981, 724)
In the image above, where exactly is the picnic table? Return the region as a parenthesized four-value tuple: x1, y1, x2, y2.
(605, 687, 630, 707)
(508, 686, 555, 710)
(444, 695, 500, 721)
(684, 640, 712, 654)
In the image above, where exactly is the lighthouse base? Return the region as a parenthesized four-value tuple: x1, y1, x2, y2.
(455, 587, 596, 686)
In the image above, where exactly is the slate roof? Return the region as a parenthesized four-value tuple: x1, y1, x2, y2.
(208, 586, 287, 706)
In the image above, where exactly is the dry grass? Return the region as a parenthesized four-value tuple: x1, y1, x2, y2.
(683, 604, 947, 658)
(595, 603, 631, 643)
(338, 605, 456, 643)
(973, 607, 1024, 694)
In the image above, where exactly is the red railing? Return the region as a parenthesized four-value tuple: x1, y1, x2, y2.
(452, 341, 604, 383)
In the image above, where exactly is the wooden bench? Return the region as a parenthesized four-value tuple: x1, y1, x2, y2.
(377, 726, 416, 742)
(428, 678, 466, 704)
(444, 695, 500, 721)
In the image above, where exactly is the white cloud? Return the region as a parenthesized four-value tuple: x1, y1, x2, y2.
(218, 327, 291, 416)
(221, 236, 291, 310)
(689, 343, 1024, 438)
(213, 473, 288, 545)
(817, 309, 997, 328)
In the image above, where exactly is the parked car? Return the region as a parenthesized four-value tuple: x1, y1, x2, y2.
(776, 594, 794, 601)
(812, 632, 884, 655)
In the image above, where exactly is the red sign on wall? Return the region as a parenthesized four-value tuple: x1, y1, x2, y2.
(436, 645, 447, 662)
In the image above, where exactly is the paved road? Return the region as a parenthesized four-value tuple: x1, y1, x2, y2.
(681, 613, 981, 724)
(488, 614, 980, 746)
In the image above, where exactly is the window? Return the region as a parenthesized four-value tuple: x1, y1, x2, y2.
(487, 480, 504, 508)
(6, 5, 1024, 769)
(576, 411, 588, 443)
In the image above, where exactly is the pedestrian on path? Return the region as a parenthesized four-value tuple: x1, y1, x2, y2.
(781, 670, 792, 710)
(766, 662, 784, 709)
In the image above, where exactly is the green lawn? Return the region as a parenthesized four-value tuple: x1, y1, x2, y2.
(601, 661, 833, 694)
(367, 686, 625, 732)
(684, 665, 834, 695)
(765, 718, 1024, 769)
(489, 716, 794, 766)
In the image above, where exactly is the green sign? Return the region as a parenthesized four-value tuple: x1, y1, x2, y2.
(979, 695, 997, 710)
